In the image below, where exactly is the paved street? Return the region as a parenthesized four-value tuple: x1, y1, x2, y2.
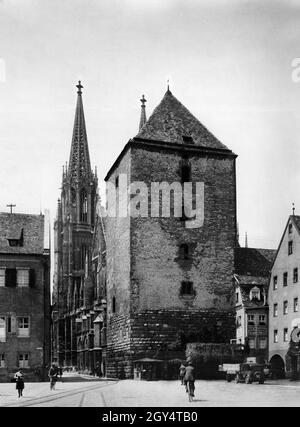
(1, 373, 300, 407)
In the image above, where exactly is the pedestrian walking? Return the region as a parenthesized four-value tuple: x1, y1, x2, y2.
(95, 362, 102, 378)
(14, 369, 24, 398)
(184, 361, 195, 401)
(179, 363, 186, 385)
(48, 363, 58, 390)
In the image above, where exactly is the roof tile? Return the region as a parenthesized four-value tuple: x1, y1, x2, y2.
(0, 213, 45, 255)
(135, 90, 230, 150)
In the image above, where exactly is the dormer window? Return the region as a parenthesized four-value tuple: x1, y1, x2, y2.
(7, 229, 24, 247)
(250, 286, 260, 301)
(182, 135, 194, 144)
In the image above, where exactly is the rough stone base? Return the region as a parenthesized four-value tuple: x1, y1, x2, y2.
(106, 309, 235, 378)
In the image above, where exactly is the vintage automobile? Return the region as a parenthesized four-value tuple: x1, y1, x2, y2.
(220, 363, 265, 384)
(235, 363, 265, 384)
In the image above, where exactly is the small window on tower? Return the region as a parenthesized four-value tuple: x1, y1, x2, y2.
(180, 244, 189, 259)
(180, 281, 194, 296)
(112, 296, 116, 313)
(181, 165, 191, 183)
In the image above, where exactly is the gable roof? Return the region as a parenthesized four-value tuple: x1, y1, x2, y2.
(235, 247, 276, 277)
(234, 247, 275, 308)
(135, 90, 230, 150)
(291, 215, 300, 234)
(269, 215, 300, 271)
(0, 213, 45, 255)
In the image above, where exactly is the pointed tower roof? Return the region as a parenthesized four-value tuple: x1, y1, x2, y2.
(139, 94, 147, 131)
(68, 81, 92, 180)
(135, 89, 229, 150)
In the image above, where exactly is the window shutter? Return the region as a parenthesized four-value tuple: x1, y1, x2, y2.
(5, 269, 16, 287)
(29, 269, 35, 288)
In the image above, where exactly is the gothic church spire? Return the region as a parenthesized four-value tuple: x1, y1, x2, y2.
(68, 81, 92, 181)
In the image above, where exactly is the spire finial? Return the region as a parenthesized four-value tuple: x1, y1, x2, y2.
(139, 94, 147, 131)
(76, 80, 83, 94)
(293, 203, 295, 216)
(167, 78, 170, 92)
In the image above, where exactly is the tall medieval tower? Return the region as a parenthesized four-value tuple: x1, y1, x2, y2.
(105, 89, 237, 378)
(53, 82, 98, 367)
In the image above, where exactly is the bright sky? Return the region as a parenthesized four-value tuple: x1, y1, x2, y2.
(0, 0, 300, 252)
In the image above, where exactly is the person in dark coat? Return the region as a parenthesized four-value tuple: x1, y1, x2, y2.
(179, 364, 186, 385)
(95, 362, 102, 378)
(14, 369, 24, 398)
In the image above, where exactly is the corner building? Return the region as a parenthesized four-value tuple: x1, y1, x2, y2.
(105, 89, 238, 378)
(0, 212, 50, 381)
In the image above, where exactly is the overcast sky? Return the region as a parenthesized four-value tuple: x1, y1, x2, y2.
(0, 0, 300, 251)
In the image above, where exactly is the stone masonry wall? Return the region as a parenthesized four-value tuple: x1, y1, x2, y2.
(130, 146, 236, 312)
(106, 308, 235, 378)
(105, 142, 237, 379)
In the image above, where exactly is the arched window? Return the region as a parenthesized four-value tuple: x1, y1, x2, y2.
(80, 189, 88, 222)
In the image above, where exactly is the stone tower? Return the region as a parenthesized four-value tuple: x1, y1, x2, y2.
(105, 89, 238, 378)
(53, 82, 98, 367)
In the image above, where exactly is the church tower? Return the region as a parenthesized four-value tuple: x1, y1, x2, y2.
(105, 88, 238, 378)
(53, 82, 98, 367)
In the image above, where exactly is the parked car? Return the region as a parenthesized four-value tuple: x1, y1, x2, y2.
(235, 363, 265, 384)
(220, 362, 265, 384)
